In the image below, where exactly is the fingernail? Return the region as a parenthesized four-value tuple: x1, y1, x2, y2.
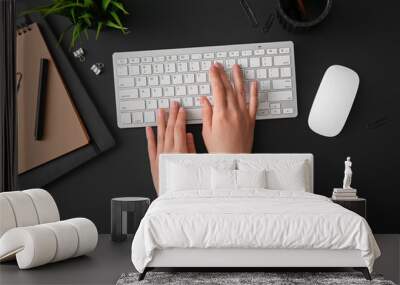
(179, 107, 184, 112)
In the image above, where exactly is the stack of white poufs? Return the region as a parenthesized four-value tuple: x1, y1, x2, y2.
(0, 189, 98, 269)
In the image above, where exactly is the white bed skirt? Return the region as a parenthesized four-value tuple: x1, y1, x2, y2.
(148, 248, 366, 268)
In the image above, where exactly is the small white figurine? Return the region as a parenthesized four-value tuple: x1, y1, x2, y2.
(342, 157, 353, 189)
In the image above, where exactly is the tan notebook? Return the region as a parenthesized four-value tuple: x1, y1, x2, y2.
(16, 23, 90, 174)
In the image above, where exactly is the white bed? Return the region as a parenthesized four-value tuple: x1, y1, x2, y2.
(131, 154, 380, 280)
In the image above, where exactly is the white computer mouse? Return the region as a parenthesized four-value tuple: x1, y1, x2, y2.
(308, 65, 359, 137)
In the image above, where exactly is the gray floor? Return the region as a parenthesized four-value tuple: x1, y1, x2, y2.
(0, 235, 399, 285)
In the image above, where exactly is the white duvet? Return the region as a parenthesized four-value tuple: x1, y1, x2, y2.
(131, 190, 380, 273)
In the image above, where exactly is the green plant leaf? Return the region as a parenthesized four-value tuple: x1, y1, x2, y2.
(79, 13, 93, 27)
(83, 28, 89, 40)
(96, 22, 104, 40)
(110, 1, 129, 14)
(83, 0, 94, 7)
(70, 8, 76, 23)
(110, 11, 123, 27)
(102, 0, 112, 11)
(71, 23, 81, 48)
(105, 20, 127, 31)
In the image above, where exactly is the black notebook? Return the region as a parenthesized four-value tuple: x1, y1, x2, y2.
(17, 14, 115, 189)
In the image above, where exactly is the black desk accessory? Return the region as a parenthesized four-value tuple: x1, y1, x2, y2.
(16, 14, 115, 189)
(111, 197, 150, 242)
(240, 0, 259, 28)
(277, 0, 332, 32)
(34, 58, 49, 140)
(0, 0, 18, 192)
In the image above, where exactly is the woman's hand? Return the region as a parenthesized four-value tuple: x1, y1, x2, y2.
(146, 102, 196, 194)
(201, 63, 258, 153)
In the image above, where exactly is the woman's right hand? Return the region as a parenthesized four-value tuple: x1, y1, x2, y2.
(201, 63, 258, 153)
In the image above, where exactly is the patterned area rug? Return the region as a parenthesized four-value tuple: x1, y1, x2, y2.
(116, 272, 396, 285)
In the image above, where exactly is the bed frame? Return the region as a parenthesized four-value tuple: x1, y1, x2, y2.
(139, 154, 372, 280)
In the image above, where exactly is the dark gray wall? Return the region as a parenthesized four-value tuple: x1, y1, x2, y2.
(16, 0, 400, 233)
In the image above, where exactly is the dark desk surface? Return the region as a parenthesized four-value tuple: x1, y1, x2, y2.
(16, 0, 400, 234)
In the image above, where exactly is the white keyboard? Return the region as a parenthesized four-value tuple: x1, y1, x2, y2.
(113, 41, 297, 128)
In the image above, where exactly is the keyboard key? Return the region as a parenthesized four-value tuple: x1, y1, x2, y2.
(244, 70, 255, 80)
(191, 54, 202, 60)
(268, 90, 293, 101)
(189, 61, 200, 71)
(279, 47, 290, 54)
(135, 76, 147, 87)
(201, 61, 212, 71)
(121, 113, 131, 124)
(139, 88, 151, 98)
(283, 108, 293, 114)
(204, 52, 214, 59)
(199, 84, 211, 95)
(172, 74, 183, 84)
(119, 89, 139, 99)
(163, 86, 175, 97)
(144, 111, 156, 122)
(229, 51, 240, 57)
(176, 85, 186, 96)
(158, 98, 169, 108)
(187, 85, 199, 95)
(146, 99, 157, 109)
(128, 65, 140, 75)
(194, 97, 201, 106)
(216, 51, 227, 58)
(117, 58, 128, 64)
(272, 79, 292, 89)
(274, 55, 290, 66)
(166, 55, 177, 61)
(184, 73, 195, 84)
(237, 58, 248, 68)
(249, 57, 260, 67)
(267, 48, 277, 55)
(118, 78, 134, 88)
(141, 57, 153, 63)
(261, 57, 272, 67)
(256, 69, 267, 79)
(140, 64, 152, 74)
(129, 58, 140, 64)
(183, 97, 194, 107)
(186, 108, 202, 120)
(225, 59, 235, 68)
(153, 56, 165, 62)
(153, 63, 164, 74)
(165, 63, 176, 73)
(271, 108, 281, 115)
(132, 112, 144, 124)
(117, 66, 128, 76)
(148, 76, 159, 86)
(241, 50, 252, 56)
(177, 62, 188, 72)
(259, 80, 271, 91)
(258, 101, 269, 110)
(151, 87, 162, 97)
(160, 75, 171, 85)
(268, 68, 279, 78)
(120, 100, 145, 110)
(257, 109, 269, 117)
(280, 67, 291, 77)
(179, 54, 189, 60)
(254, 49, 265, 55)
(170, 98, 181, 105)
(196, 73, 207, 83)
(270, 103, 281, 109)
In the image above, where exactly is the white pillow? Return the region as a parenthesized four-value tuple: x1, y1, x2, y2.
(236, 169, 267, 188)
(237, 159, 309, 191)
(166, 160, 235, 192)
(211, 168, 267, 190)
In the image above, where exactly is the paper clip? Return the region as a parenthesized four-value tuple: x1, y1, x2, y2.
(91, 63, 104, 75)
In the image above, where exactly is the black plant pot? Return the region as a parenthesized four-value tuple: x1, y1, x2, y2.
(277, 0, 333, 32)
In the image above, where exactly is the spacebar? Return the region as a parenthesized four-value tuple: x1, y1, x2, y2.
(186, 108, 202, 121)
